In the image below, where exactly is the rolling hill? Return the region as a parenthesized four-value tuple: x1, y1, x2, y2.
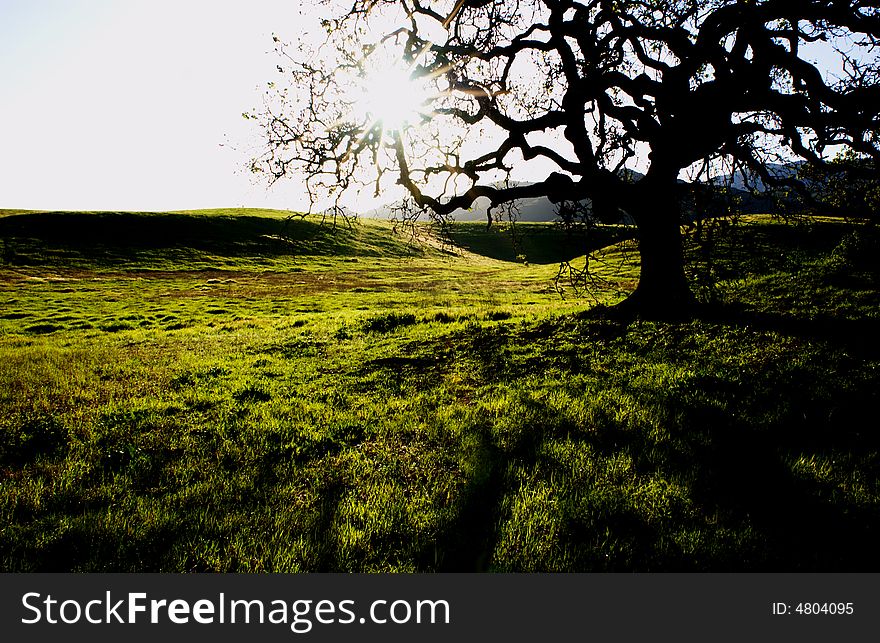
(1, 208, 878, 572)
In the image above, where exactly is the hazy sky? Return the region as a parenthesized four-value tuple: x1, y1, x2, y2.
(0, 0, 321, 211)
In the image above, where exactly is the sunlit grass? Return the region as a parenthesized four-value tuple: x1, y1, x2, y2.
(0, 210, 878, 571)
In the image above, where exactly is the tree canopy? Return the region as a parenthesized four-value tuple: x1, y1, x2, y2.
(254, 0, 880, 315)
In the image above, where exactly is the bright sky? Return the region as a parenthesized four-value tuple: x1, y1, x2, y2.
(0, 0, 322, 211)
(0, 1, 854, 213)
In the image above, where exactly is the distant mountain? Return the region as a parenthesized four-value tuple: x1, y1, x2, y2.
(362, 176, 638, 223)
(712, 162, 804, 192)
(360, 163, 814, 222)
(361, 181, 561, 222)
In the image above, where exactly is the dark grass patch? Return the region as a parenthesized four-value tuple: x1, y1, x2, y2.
(445, 220, 630, 264)
(24, 323, 62, 334)
(0, 210, 424, 269)
(360, 312, 417, 333)
(0, 413, 69, 466)
(98, 322, 135, 333)
(171, 366, 230, 389)
(233, 384, 272, 403)
(432, 312, 456, 323)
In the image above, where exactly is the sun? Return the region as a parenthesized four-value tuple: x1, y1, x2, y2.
(358, 65, 431, 132)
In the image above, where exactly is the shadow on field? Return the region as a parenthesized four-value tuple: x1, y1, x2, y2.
(718, 308, 880, 358)
(2, 216, 878, 572)
(0, 211, 412, 264)
(414, 304, 880, 571)
(444, 222, 631, 264)
(431, 422, 506, 572)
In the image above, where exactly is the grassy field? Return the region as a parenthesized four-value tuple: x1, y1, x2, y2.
(1, 208, 878, 571)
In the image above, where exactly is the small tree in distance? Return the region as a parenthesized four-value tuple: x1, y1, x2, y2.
(254, 0, 880, 317)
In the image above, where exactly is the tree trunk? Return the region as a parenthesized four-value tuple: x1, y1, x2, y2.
(618, 190, 696, 318)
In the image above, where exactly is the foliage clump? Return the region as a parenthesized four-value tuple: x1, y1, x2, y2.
(360, 312, 418, 333)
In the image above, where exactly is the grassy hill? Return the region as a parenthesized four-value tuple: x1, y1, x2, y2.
(0, 208, 618, 266)
(442, 220, 630, 264)
(0, 209, 878, 571)
(0, 209, 431, 270)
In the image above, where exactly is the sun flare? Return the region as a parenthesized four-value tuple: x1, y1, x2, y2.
(358, 65, 431, 132)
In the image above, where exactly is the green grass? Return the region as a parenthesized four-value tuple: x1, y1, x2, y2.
(0, 209, 425, 269)
(0, 209, 878, 571)
(442, 219, 630, 264)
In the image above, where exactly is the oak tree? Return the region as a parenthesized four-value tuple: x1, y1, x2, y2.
(255, 0, 880, 315)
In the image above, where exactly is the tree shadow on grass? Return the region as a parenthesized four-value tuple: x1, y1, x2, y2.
(700, 304, 880, 358)
(5, 299, 876, 572)
(1, 510, 185, 572)
(429, 420, 507, 572)
(419, 305, 880, 571)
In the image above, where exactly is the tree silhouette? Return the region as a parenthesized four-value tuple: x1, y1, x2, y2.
(797, 149, 880, 219)
(254, 0, 880, 316)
